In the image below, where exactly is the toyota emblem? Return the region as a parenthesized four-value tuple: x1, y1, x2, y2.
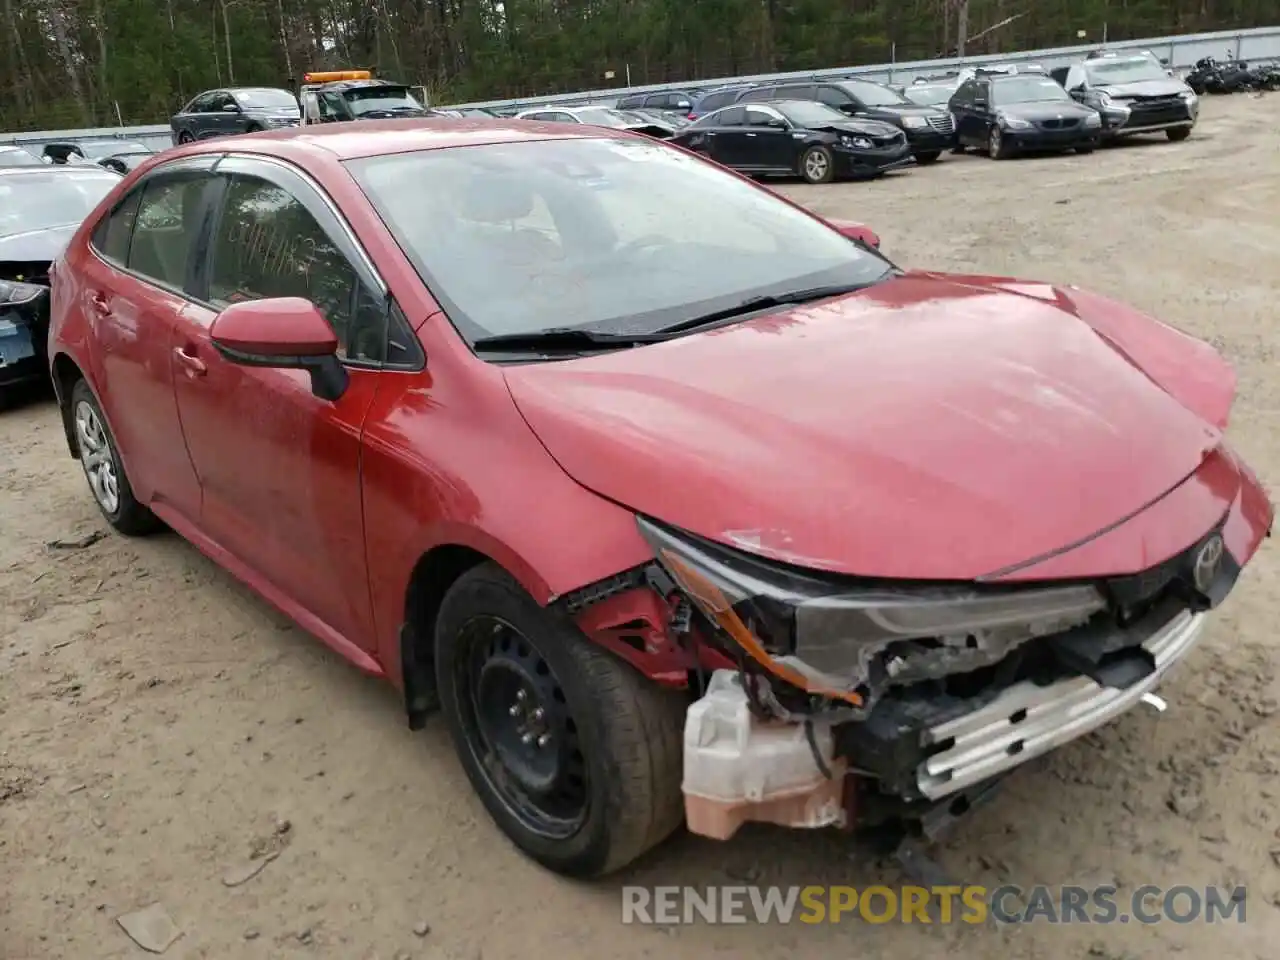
(1192, 535, 1224, 593)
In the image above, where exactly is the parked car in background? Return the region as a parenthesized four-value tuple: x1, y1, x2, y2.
(1062, 51, 1198, 141)
(671, 100, 912, 183)
(615, 89, 699, 117)
(0, 165, 120, 401)
(45, 118, 1273, 881)
(0, 146, 42, 168)
(627, 107, 691, 130)
(735, 77, 953, 163)
(687, 85, 752, 121)
(170, 87, 301, 144)
(298, 70, 433, 126)
(900, 80, 958, 107)
(96, 148, 156, 175)
(951, 72, 1102, 158)
(515, 106, 677, 138)
(42, 140, 154, 165)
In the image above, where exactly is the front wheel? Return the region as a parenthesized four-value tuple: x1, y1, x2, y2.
(177, 131, 194, 144)
(913, 150, 942, 164)
(1166, 127, 1192, 142)
(988, 126, 1011, 160)
(799, 145, 835, 184)
(435, 564, 686, 878)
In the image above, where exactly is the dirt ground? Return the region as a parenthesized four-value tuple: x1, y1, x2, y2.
(3, 93, 1279, 960)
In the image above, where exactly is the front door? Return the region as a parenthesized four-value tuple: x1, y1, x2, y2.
(742, 107, 794, 170)
(170, 157, 387, 650)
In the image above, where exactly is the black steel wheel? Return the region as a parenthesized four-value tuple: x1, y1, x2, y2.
(435, 563, 685, 877)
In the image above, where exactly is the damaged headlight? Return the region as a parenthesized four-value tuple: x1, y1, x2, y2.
(0, 278, 47, 307)
(637, 516, 1106, 711)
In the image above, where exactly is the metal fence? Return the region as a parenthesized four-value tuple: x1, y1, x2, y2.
(2, 24, 1276, 150)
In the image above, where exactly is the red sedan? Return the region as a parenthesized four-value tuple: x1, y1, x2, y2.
(47, 119, 1272, 877)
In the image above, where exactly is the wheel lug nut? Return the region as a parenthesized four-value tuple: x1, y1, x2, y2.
(537, 734, 551, 748)
(521, 733, 533, 745)
(509, 704, 521, 717)
(532, 707, 544, 721)
(516, 689, 527, 701)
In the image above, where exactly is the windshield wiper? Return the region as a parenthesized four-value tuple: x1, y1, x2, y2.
(472, 327, 668, 353)
(650, 280, 883, 336)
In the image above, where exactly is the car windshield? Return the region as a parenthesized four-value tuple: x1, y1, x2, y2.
(776, 101, 849, 127)
(903, 85, 953, 105)
(1085, 57, 1169, 85)
(0, 148, 41, 168)
(345, 87, 424, 115)
(840, 79, 910, 106)
(348, 137, 892, 346)
(0, 171, 119, 237)
(235, 88, 299, 109)
(991, 77, 1072, 104)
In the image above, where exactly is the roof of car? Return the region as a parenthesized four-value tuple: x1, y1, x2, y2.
(0, 165, 121, 180)
(165, 117, 615, 162)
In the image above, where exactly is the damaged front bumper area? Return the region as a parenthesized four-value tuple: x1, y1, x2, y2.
(636, 516, 1240, 841)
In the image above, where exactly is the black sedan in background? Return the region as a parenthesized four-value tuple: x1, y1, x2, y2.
(96, 148, 156, 174)
(0, 166, 121, 401)
(734, 77, 954, 163)
(170, 87, 301, 144)
(950, 74, 1102, 159)
(671, 100, 912, 183)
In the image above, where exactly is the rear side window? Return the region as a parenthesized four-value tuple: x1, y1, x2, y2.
(776, 84, 816, 99)
(738, 87, 778, 102)
(698, 90, 738, 112)
(90, 189, 144, 264)
(127, 179, 207, 291)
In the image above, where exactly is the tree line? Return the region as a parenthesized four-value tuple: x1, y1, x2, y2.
(1, 0, 1272, 133)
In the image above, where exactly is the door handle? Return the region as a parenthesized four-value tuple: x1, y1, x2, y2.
(173, 345, 207, 377)
(88, 292, 111, 316)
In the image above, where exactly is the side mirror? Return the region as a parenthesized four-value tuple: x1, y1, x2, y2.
(828, 219, 881, 250)
(210, 297, 349, 401)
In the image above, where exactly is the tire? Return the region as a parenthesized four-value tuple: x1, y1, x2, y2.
(1166, 127, 1192, 142)
(799, 145, 836, 184)
(435, 563, 686, 878)
(913, 150, 942, 164)
(177, 131, 194, 144)
(69, 380, 162, 536)
(988, 126, 1010, 160)
(244, 124, 263, 134)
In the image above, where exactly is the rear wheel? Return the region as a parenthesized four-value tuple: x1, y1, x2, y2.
(70, 380, 162, 536)
(435, 564, 686, 878)
(800, 145, 835, 184)
(177, 131, 194, 144)
(1166, 127, 1191, 142)
(914, 150, 942, 164)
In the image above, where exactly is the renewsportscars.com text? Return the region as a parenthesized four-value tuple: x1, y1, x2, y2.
(621, 884, 1248, 925)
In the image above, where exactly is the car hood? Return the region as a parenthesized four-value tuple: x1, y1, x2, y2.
(1095, 78, 1189, 98)
(0, 223, 77, 263)
(503, 273, 1231, 581)
(868, 104, 948, 120)
(819, 118, 903, 137)
(998, 100, 1098, 121)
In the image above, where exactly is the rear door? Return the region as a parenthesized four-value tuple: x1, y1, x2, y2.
(76, 157, 220, 520)
(171, 155, 412, 651)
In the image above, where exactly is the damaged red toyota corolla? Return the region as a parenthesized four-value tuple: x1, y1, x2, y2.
(47, 119, 1272, 878)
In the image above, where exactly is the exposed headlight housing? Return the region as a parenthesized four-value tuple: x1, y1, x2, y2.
(901, 116, 927, 129)
(998, 114, 1032, 129)
(637, 516, 1106, 714)
(1084, 112, 1102, 127)
(840, 135, 873, 149)
(0, 278, 47, 307)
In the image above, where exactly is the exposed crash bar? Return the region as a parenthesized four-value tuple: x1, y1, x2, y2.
(918, 610, 1206, 798)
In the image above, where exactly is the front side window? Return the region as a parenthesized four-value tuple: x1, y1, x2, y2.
(817, 86, 854, 107)
(347, 138, 893, 346)
(206, 175, 384, 362)
(776, 102, 850, 128)
(744, 107, 781, 127)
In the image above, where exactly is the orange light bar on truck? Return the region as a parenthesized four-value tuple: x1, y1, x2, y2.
(302, 70, 372, 83)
